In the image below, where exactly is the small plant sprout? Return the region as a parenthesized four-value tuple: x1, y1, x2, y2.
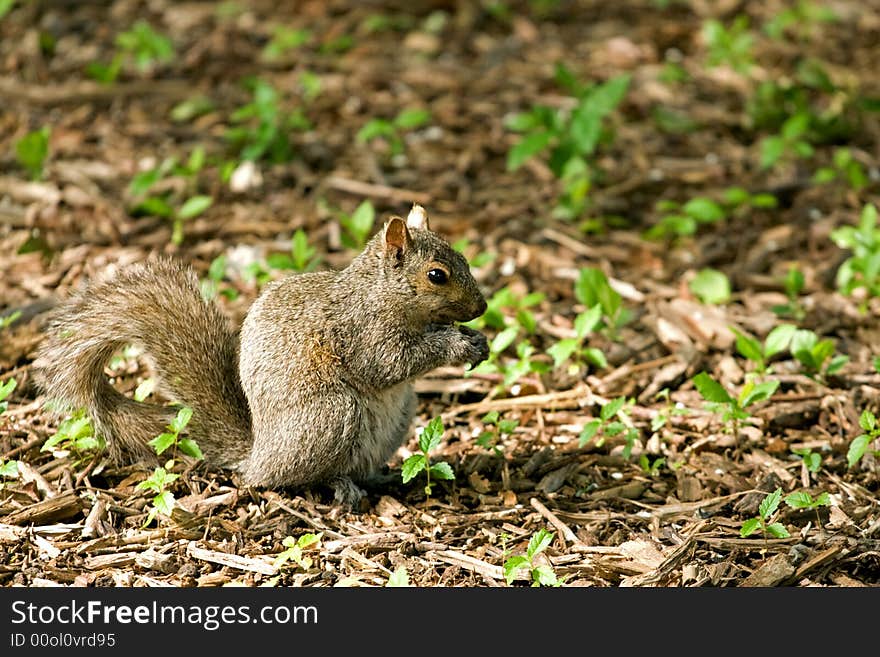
(338, 200, 375, 251)
(0, 377, 16, 414)
(813, 148, 868, 191)
(115, 21, 174, 73)
(267, 228, 321, 272)
(579, 396, 640, 458)
(0, 458, 18, 480)
(651, 388, 689, 432)
(476, 411, 518, 457)
(740, 488, 790, 539)
(574, 267, 630, 339)
(505, 65, 630, 220)
(226, 78, 309, 163)
(503, 528, 560, 587)
(639, 454, 665, 476)
(136, 462, 180, 527)
(274, 532, 323, 570)
(147, 406, 202, 460)
(689, 268, 731, 305)
(784, 490, 831, 529)
(261, 26, 311, 60)
(832, 204, 880, 305)
(847, 409, 880, 469)
(692, 372, 779, 435)
(401, 416, 455, 496)
(759, 112, 815, 170)
(357, 108, 431, 158)
(15, 126, 50, 180)
(41, 410, 103, 455)
(1, 310, 21, 330)
(452, 237, 496, 269)
(200, 254, 240, 302)
(547, 303, 607, 374)
(791, 447, 822, 474)
(789, 329, 848, 379)
(702, 15, 754, 74)
(386, 566, 410, 587)
(730, 323, 797, 376)
(772, 266, 806, 320)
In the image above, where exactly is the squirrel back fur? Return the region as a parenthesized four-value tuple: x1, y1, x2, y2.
(35, 206, 488, 505)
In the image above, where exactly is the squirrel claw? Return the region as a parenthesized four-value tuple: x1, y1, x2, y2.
(330, 476, 367, 509)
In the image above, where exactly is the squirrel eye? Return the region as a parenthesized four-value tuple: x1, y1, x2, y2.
(427, 268, 448, 285)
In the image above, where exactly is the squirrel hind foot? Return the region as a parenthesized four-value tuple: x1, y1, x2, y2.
(329, 476, 367, 510)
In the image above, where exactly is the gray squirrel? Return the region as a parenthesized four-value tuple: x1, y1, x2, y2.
(35, 205, 489, 505)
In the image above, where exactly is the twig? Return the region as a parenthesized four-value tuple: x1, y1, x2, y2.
(324, 176, 432, 205)
(530, 497, 580, 547)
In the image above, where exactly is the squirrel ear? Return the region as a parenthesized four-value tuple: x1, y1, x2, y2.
(406, 204, 430, 231)
(383, 217, 410, 258)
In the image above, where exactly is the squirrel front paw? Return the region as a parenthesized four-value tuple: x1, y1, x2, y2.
(453, 325, 489, 367)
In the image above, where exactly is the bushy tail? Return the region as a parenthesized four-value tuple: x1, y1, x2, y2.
(34, 258, 252, 468)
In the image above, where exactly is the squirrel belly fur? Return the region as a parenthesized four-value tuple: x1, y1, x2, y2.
(35, 205, 489, 506)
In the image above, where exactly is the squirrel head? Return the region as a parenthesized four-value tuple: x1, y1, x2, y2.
(363, 204, 487, 325)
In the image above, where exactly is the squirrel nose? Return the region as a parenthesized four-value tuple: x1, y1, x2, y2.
(476, 297, 487, 316)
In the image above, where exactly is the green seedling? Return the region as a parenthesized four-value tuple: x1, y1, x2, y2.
(115, 21, 174, 73)
(41, 409, 104, 454)
(15, 126, 50, 180)
(722, 186, 778, 213)
(401, 416, 455, 496)
(647, 197, 725, 240)
(0, 0, 15, 20)
(470, 339, 549, 393)
(692, 372, 779, 435)
(772, 266, 806, 320)
(789, 329, 848, 378)
(0, 459, 18, 480)
(547, 303, 607, 373)
(147, 406, 202, 460)
(0, 377, 16, 414)
(452, 237, 496, 269)
(579, 396, 640, 458)
(136, 462, 179, 527)
(506, 65, 629, 220)
(813, 148, 868, 191)
(338, 200, 375, 251)
(226, 78, 309, 163)
(298, 71, 322, 103)
(1, 310, 21, 330)
(503, 528, 560, 587)
(702, 15, 754, 74)
(467, 285, 544, 334)
(740, 487, 790, 539)
(319, 34, 354, 54)
(267, 228, 321, 273)
(791, 447, 822, 473)
(386, 566, 410, 587)
(651, 388, 689, 432)
(764, 0, 836, 40)
(357, 108, 431, 158)
(85, 55, 122, 84)
(639, 454, 665, 476)
(730, 323, 797, 375)
(200, 254, 240, 302)
(133, 378, 155, 402)
(689, 268, 731, 305)
(575, 267, 630, 339)
(784, 490, 831, 530)
(261, 26, 311, 60)
(651, 106, 699, 135)
(476, 411, 518, 457)
(847, 409, 880, 469)
(170, 96, 216, 123)
(273, 532, 322, 570)
(832, 204, 880, 305)
(759, 112, 815, 170)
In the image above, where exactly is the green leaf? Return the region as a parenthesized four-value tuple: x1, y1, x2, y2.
(547, 338, 579, 368)
(574, 305, 602, 338)
(683, 198, 725, 223)
(859, 409, 876, 432)
(531, 564, 559, 587)
(759, 487, 783, 520)
(784, 491, 814, 509)
(600, 397, 626, 421)
(357, 119, 395, 143)
(766, 522, 790, 539)
(583, 347, 607, 369)
(419, 416, 444, 453)
(346, 201, 375, 241)
(731, 328, 763, 364)
(497, 419, 518, 434)
(297, 532, 322, 549)
(578, 420, 600, 447)
(814, 492, 831, 507)
(401, 454, 426, 483)
(740, 518, 761, 537)
(177, 195, 213, 220)
(760, 135, 785, 170)
(148, 432, 176, 456)
(178, 438, 204, 460)
(689, 268, 731, 304)
(386, 566, 409, 587)
(429, 462, 455, 481)
(490, 326, 519, 354)
(0, 377, 17, 403)
(826, 354, 848, 375)
(481, 410, 500, 426)
(133, 378, 155, 402)
(169, 407, 193, 433)
(507, 130, 553, 171)
(764, 324, 797, 358)
(15, 126, 50, 179)
(526, 528, 555, 560)
(0, 460, 19, 478)
(0, 0, 16, 20)
(153, 490, 176, 516)
(394, 108, 431, 130)
(170, 95, 215, 122)
(692, 372, 734, 404)
(782, 113, 810, 140)
(739, 379, 779, 408)
(847, 434, 871, 468)
(503, 555, 530, 585)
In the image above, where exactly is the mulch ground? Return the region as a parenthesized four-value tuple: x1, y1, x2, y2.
(1, 0, 879, 587)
